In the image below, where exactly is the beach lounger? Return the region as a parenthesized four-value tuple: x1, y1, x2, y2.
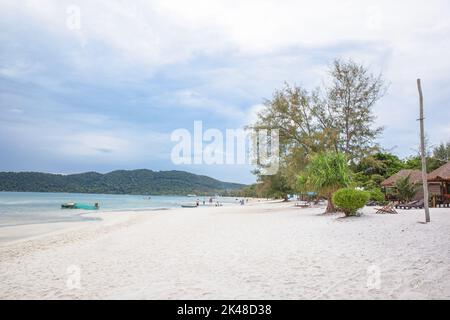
(396, 200, 418, 210)
(295, 201, 311, 208)
(375, 203, 397, 214)
(409, 199, 424, 209)
(398, 199, 424, 210)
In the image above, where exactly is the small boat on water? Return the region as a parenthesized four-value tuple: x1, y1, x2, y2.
(61, 202, 100, 210)
(187, 194, 197, 197)
(181, 204, 198, 208)
(61, 202, 76, 209)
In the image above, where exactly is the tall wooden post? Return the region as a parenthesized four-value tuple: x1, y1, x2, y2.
(417, 79, 431, 223)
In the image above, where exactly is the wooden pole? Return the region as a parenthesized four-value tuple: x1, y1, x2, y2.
(417, 79, 431, 223)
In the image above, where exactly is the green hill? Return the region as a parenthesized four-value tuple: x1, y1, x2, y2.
(0, 170, 245, 195)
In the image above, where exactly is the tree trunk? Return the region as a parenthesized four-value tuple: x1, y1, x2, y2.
(417, 79, 431, 223)
(283, 194, 289, 202)
(325, 194, 335, 214)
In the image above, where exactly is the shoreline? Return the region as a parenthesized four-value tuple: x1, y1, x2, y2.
(0, 201, 449, 299)
(0, 198, 273, 245)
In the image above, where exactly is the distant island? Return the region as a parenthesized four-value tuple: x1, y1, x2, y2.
(0, 170, 245, 196)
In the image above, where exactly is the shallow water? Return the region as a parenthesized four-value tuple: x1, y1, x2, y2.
(0, 192, 238, 226)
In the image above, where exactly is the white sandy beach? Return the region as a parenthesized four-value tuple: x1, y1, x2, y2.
(0, 201, 449, 300)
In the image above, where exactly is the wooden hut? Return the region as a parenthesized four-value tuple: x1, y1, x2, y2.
(427, 162, 450, 207)
(381, 170, 423, 201)
(381, 169, 441, 201)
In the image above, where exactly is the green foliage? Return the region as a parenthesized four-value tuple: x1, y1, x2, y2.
(355, 152, 405, 181)
(223, 184, 261, 198)
(352, 171, 385, 191)
(426, 157, 445, 172)
(296, 174, 308, 194)
(370, 174, 385, 185)
(433, 141, 450, 162)
(0, 170, 244, 196)
(327, 59, 385, 162)
(369, 189, 385, 202)
(404, 155, 445, 173)
(299, 152, 352, 213)
(353, 149, 447, 196)
(249, 166, 295, 200)
(333, 188, 370, 216)
(249, 58, 445, 201)
(404, 156, 421, 170)
(404, 140, 449, 173)
(353, 152, 405, 192)
(302, 152, 352, 196)
(394, 175, 418, 203)
(251, 60, 386, 198)
(264, 171, 294, 200)
(373, 153, 405, 177)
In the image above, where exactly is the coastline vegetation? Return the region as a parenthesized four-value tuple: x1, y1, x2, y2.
(234, 59, 449, 214)
(0, 170, 244, 196)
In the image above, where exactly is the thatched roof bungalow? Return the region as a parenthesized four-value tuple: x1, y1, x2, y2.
(427, 162, 450, 207)
(381, 170, 422, 188)
(428, 162, 450, 182)
(381, 163, 450, 206)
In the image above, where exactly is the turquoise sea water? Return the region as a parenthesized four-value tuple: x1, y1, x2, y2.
(0, 192, 238, 227)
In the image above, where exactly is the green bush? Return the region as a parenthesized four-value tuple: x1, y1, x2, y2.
(333, 188, 370, 217)
(370, 174, 385, 185)
(369, 189, 385, 202)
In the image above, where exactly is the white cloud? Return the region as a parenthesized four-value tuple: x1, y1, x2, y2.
(2, 0, 448, 67)
(0, 108, 171, 164)
(7, 108, 24, 114)
(171, 89, 245, 119)
(0, 0, 449, 168)
(3, 0, 450, 92)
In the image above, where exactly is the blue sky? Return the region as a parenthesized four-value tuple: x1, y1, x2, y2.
(1, 0, 449, 184)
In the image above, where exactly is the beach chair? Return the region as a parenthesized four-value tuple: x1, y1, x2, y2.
(398, 199, 424, 210)
(410, 199, 424, 209)
(375, 203, 398, 214)
(295, 201, 311, 208)
(396, 200, 418, 210)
